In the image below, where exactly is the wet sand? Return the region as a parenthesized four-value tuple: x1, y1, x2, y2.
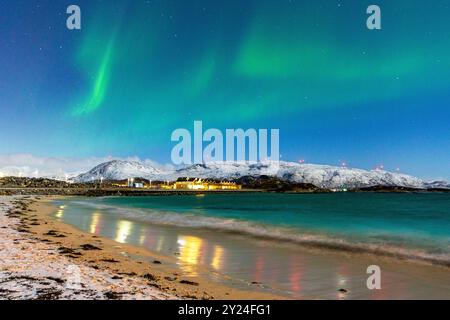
(48, 196, 450, 299)
(2, 196, 280, 300)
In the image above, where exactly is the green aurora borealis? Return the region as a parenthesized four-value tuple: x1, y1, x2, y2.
(0, 0, 449, 178)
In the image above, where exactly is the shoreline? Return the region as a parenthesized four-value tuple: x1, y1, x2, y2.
(2, 195, 450, 299)
(0, 185, 448, 198)
(0, 195, 282, 300)
(41, 196, 450, 299)
(53, 194, 450, 269)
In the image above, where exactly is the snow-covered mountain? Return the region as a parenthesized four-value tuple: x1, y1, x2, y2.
(73, 160, 433, 190)
(72, 160, 163, 182)
(424, 181, 450, 189)
(171, 161, 425, 189)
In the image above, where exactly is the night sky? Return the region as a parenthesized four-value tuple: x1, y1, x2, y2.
(0, 0, 449, 179)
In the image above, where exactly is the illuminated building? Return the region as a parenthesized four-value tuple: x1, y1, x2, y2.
(171, 178, 241, 190)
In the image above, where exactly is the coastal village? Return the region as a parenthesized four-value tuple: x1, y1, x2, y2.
(113, 177, 242, 191)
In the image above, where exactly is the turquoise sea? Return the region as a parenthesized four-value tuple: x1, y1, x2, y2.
(53, 193, 450, 298)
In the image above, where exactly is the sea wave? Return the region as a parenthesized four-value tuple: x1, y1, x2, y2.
(69, 200, 450, 267)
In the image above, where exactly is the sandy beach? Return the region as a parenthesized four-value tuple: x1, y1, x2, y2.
(2, 195, 450, 300)
(0, 195, 280, 300)
(0, 196, 178, 299)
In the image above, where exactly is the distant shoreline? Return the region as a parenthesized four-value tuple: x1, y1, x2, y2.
(0, 186, 448, 197)
(0, 187, 263, 196)
(1, 173, 449, 196)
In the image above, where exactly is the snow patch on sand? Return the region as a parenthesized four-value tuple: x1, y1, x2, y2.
(0, 196, 174, 300)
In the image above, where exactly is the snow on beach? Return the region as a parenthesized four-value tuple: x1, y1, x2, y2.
(0, 196, 173, 300)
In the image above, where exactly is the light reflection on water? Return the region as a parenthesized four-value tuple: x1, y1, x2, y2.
(53, 199, 450, 300)
(89, 212, 101, 234)
(55, 205, 66, 219)
(115, 220, 133, 244)
(211, 245, 224, 271)
(155, 235, 165, 252)
(177, 235, 203, 276)
(79, 208, 312, 296)
(65, 206, 321, 297)
(138, 231, 146, 246)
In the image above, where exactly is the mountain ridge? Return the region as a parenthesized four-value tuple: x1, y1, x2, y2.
(71, 160, 447, 190)
(74, 160, 162, 182)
